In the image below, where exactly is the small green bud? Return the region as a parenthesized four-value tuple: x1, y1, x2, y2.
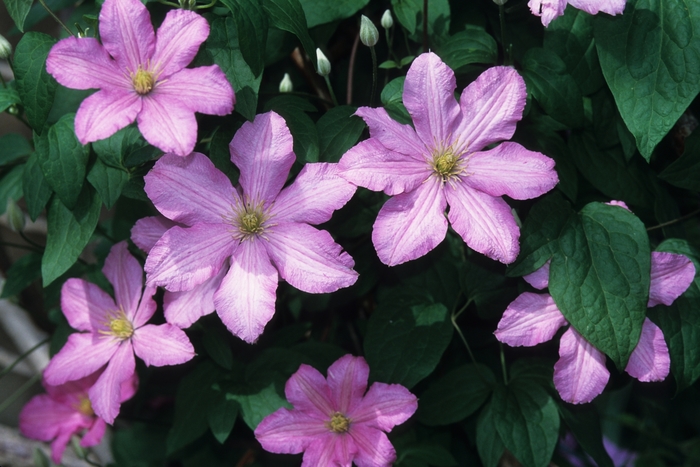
(279, 73, 293, 93)
(381, 10, 394, 29)
(360, 15, 379, 47)
(6, 199, 25, 232)
(316, 48, 331, 76)
(0, 34, 12, 60)
(493, 0, 508, 5)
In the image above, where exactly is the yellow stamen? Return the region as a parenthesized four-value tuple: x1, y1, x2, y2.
(131, 65, 155, 95)
(429, 141, 467, 185)
(327, 412, 350, 433)
(98, 309, 134, 340)
(76, 395, 94, 417)
(225, 199, 273, 241)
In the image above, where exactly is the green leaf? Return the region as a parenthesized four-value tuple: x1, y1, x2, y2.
(202, 328, 234, 370)
(226, 383, 291, 430)
(86, 158, 129, 209)
(416, 363, 496, 426)
(0, 133, 33, 166)
(92, 125, 158, 169)
(113, 423, 168, 467)
(298, 0, 369, 28)
(42, 186, 101, 286)
(364, 291, 453, 388)
(220, 0, 268, 77)
(0, 165, 24, 215)
(35, 114, 89, 210)
(207, 393, 239, 444)
(4, 0, 33, 31)
(1, 252, 42, 298)
(560, 406, 614, 467)
(204, 16, 263, 121)
(522, 47, 584, 128)
(381, 76, 411, 125)
(476, 401, 505, 467)
(317, 105, 365, 163)
(22, 152, 53, 221)
(379, 60, 398, 69)
(659, 129, 700, 191)
(264, 95, 319, 162)
(549, 202, 650, 368)
(13, 32, 57, 133)
(397, 442, 459, 466)
(595, 0, 700, 160)
(391, 0, 450, 39)
(263, 0, 317, 70)
(491, 381, 560, 467)
(0, 82, 20, 113)
(436, 25, 497, 70)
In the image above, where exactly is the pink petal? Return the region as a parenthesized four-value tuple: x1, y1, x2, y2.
(625, 318, 670, 382)
(229, 111, 295, 204)
(44, 333, 118, 386)
(144, 152, 237, 226)
(607, 200, 630, 210)
(19, 394, 81, 442)
(454, 66, 527, 151)
(372, 179, 448, 266)
(464, 143, 558, 200)
(131, 216, 177, 253)
(266, 223, 357, 294)
(151, 9, 209, 78)
(74, 90, 141, 144)
(445, 182, 520, 264)
(88, 342, 136, 424)
(326, 355, 369, 414)
(272, 163, 357, 224)
(568, 0, 626, 16)
(214, 240, 278, 343)
(649, 251, 696, 307)
(163, 266, 225, 328)
(131, 284, 157, 328)
(46, 37, 127, 90)
(528, 0, 567, 27)
(495, 292, 567, 346)
(403, 52, 461, 148)
(138, 94, 197, 156)
(44, 373, 99, 403)
(339, 139, 430, 196)
(119, 371, 139, 402)
(285, 363, 335, 416)
(132, 324, 195, 366)
(60, 278, 116, 332)
(155, 66, 234, 116)
(350, 382, 417, 431)
(523, 261, 550, 290)
(81, 418, 106, 447)
(350, 426, 398, 467)
(302, 433, 355, 467)
(103, 241, 143, 320)
(50, 431, 76, 465)
(354, 106, 427, 160)
(254, 407, 329, 454)
(553, 328, 610, 404)
(145, 223, 235, 292)
(99, 0, 155, 72)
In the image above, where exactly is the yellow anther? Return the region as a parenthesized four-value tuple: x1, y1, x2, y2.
(327, 412, 350, 433)
(76, 395, 94, 417)
(132, 65, 155, 95)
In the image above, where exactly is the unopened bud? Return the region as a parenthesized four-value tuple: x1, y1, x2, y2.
(316, 48, 331, 76)
(6, 199, 25, 232)
(493, 0, 508, 5)
(279, 73, 293, 93)
(178, 0, 197, 9)
(0, 34, 11, 60)
(381, 10, 394, 29)
(360, 15, 379, 47)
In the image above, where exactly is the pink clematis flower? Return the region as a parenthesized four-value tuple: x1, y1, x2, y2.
(495, 251, 696, 404)
(43, 241, 195, 423)
(143, 111, 358, 343)
(20, 372, 137, 464)
(339, 52, 558, 266)
(528, 0, 626, 27)
(254, 355, 418, 466)
(131, 216, 225, 329)
(45, 0, 234, 156)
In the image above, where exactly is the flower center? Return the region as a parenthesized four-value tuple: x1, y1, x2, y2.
(327, 412, 350, 433)
(430, 145, 465, 184)
(229, 200, 272, 241)
(76, 395, 94, 417)
(132, 65, 155, 95)
(99, 309, 134, 340)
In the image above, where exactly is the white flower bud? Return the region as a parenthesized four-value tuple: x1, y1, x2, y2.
(279, 73, 293, 93)
(0, 34, 12, 60)
(381, 10, 394, 29)
(316, 48, 331, 76)
(360, 15, 379, 47)
(6, 199, 25, 232)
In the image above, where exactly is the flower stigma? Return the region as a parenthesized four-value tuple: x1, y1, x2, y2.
(99, 309, 134, 340)
(327, 412, 351, 433)
(429, 142, 466, 186)
(228, 200, 272, 241)
(131, 64, 155, 95)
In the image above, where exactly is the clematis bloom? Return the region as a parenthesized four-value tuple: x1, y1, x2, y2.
(45, 0, 234, 156)
(339, 52, 558, 266)
(43, 241, 195, 423)
(254, 355, 418, 466)
(19, 372, 137, 464)
(495, 251, 696, 404)
(143, 111, 358, 343)
(528, 0, 626, 27)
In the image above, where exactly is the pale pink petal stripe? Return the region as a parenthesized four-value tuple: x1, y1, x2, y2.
(372, 179, 448, 266)
(350, 382, 418, 431)
(495, 292, 567, 347)
(523, 261, 550, 290)
(138, 95, 197, 156)
(445, 182, 520, 264)
(163, 266, 225, 328)
(625, 318, 670, 382)
(272, 163, 356, 225)
(649, 252, 696, 307)
(402, 52, 461, 148)
(44, 333, 118, 386)
(132, 324, 195, 366)
(151, 9, 209, 78)
(75, 90, 141, 144)
(464, 143, 558, 200)
(103, 241, 143, 319)
(229, 111, 295, 204)
(303, 432, 355, 467)
(568, 0, 626, 15)
(455, 66, 527, 152)
(284, 364, 334, 417)
(553, 328, 610, 404)
(214, 240, 278, 343)
(99, 0, 155, 72)
(131, 216, 176, 253)
(326, 355, 369, 414)
(265, 223, 357, 294)
(131, 285, 157, 329)
(60, 278, 116, 332)
(145, 223, 235, 292)
(88, 342, 135, 424)
(46, 37, 126, 90)
(144, 152, 237, 226)
(254, 408, 328, 454)
(350, 426, 397, 467)
(155, 66, 234, 115)
(354, 107, 426, 160)
(339, 139, 430, 196)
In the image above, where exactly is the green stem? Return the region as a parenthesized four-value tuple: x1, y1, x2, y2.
(370, 46, 378, 106)
(19, 231, 44, 252)
(499, 4, 510, 65)
(499, 342, 509, 385)
(195, 0, 219, 9)
(647, 208, 700, 231)
(0, 241, 42, 253)
(0, 338, 50, 380)
(157, 0, 182, 7)
(0, 372, 41, 415)
(451, 304, 490, 386)
(38, 0, 74, 36)
(323, 75, 339, 106)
